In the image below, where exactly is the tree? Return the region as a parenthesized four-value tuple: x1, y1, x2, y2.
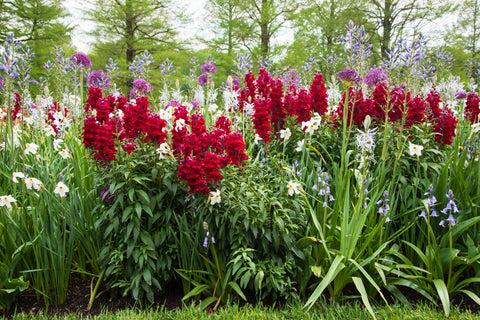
(456, 0, 480, 58)
(356, 0, 452, 58)
(205, 0, 252, 57)
(88, 0, 181, 65)
(285, 0, 368, 68)
(239, 0, 298, 58)
(0, 0, 72, 93)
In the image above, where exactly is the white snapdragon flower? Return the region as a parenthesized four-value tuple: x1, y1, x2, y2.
(12, 172, 25, 183)
(287, 181, 302, 196)
(279, 128, 292, 142)
(24, 142, 39, 155)
(0, 195, 17, 208)
(24, 177, 43, 190)
(408, 142, 424, 157)
(209, 189, 221, 205)
(54, 181, 69, 197)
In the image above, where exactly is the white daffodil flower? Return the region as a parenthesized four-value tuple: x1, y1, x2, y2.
(54, 181, 69, 197)
(0, 195, 16, 208)
(254, 133, 263, 145)
(287, 181, 302, 196)
(409, 142, 424, 157)
(209, 189, 221, 205)
(295, 139, 305, 152)
(24, 177, 43, 190)
(24, 142, 39, 155)
(12, 172, 25, 183)
(59, 148, 71, 159)
(53, 139, 64, 151)
(280, 128, 292, 142)
(175, 118, 186, 131)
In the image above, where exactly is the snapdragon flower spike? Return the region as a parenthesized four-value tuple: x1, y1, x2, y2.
(376, 191, 391, 222)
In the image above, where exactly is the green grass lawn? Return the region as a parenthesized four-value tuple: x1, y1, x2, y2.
(6, 301, 480, 320)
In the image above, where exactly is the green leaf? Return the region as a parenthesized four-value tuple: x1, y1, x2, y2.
(128, 188, 135, 202)
(433, 279, 450, 316)
(136, 189, 150, 204)
(142, 269, 152, 286)
(228, 281, 247, 301)
(352, 277, 376, 320)
(135, 202, 142, 218)
(305, 255, 345, 309)
(182, 284, 210, 301)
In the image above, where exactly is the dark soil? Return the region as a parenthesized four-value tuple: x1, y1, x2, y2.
(6, 274, 480, 318)
(7, 274, 184, 318)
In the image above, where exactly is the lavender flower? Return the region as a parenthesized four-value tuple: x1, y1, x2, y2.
(70, 53, 91, 68)
(87, 70, 111, 90)
(337, 69, 359, 86)
(105, 58, 119, 77)
(363, 68, 388, 87)
(0, 78, 2, 89)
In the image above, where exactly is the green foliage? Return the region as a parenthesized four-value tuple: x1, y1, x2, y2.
(96, 147, 187, 303)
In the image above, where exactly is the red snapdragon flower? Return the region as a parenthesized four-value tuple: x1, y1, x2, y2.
(405, 96, 426, 127)
(252, 98, 273, 142)
(465, 92, 480, 124)
(433, 107, 458, 145)
(309, 74, 329, 116)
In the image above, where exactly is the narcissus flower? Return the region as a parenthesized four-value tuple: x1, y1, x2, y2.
(12, 172, 25, 183)
(408, 142, 424, 156)
(209, 189, 221, 205)
(24, 142, 39, 155)
(287, 180, 302, 196)
(0, 195, 16, 208)
(279, 128, 291, 142)
(24, 177, 43, 190)
(54, 181, 69, 197)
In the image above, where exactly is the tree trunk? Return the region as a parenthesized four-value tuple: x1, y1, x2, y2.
(260, 0, 270, 58)
(125, 0, 135, 64)
(381, 0, 392, 59)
